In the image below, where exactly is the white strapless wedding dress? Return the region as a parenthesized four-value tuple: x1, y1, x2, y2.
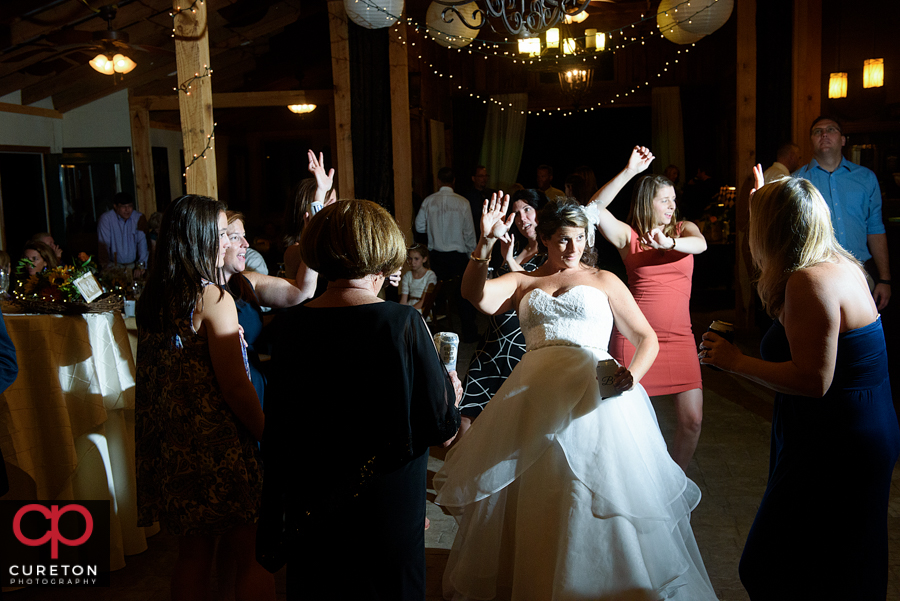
(434, 286, 718, 601)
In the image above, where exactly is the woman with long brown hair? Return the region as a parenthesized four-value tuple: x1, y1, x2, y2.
(594, 159, 708, 471)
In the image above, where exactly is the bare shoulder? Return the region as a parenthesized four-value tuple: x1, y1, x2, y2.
(593, 268, 628, 293)
(197, 285, 236, 318)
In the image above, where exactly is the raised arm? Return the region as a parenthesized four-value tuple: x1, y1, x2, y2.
(245, 271, 311, 307)
(308, 150, 334, 205)
(461, 192, 520, 315)
(197, 287, 265, 440)
(587, 146, 654, 210)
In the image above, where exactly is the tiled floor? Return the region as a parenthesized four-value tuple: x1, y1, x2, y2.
(6, 308, 900, 600)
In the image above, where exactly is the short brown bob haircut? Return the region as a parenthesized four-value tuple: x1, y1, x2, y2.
(300, 199, 407, 281)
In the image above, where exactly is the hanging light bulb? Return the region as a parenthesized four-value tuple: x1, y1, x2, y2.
(828, 72, 848, 98)
(863, 59, 884, 88)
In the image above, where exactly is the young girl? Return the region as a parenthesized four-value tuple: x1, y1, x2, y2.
(399, 244, 437, 313)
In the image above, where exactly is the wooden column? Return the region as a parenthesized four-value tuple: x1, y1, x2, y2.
(792, 0, 821, 154)
(389, 21, 413, 240)
(328, 0, 354, 199)
(173, 0, 217, 198)
(128, 91, 157, 215)
(734, 0, 757, 328)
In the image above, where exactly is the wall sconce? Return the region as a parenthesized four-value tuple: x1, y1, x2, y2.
(288, 104, 317, 114)
(90, 53, 136, 75)
(863, 58, 884, 88)
(828, 72, 847, 99)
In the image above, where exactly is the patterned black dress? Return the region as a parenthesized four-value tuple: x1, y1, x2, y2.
(135, 308, 262, 536)
(460, 254, 544, 418)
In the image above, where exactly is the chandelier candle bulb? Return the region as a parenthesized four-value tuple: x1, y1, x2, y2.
(546, 27, 560, 48)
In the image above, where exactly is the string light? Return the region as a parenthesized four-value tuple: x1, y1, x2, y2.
(169, 0, 204, 17)
(175, 65, 213, 95)
(364, 0, 712, 63)
(183, 122, 216, 176)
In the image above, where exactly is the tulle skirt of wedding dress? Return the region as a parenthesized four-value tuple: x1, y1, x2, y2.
(434, 345, 718, 601)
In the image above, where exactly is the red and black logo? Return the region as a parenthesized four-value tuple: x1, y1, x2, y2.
(0, 501, 110, 587)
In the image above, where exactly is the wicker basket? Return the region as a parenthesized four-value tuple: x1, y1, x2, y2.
(2, 292, 125, 315)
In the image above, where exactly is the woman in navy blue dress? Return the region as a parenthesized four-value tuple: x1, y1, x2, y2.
(222, 211, 310, 407)
(700, 169, 900, 600)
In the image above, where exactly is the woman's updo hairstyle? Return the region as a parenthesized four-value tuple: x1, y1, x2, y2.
(535, 197, 597, 267)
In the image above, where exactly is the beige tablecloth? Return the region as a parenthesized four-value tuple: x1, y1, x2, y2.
(0, 312, 158, 572)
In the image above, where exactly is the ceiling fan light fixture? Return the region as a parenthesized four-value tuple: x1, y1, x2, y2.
(90, 54, 115, 75)
(112, 54, 136, 74)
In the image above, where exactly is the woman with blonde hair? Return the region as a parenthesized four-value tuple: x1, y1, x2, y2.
(594, 158, 708, 471)
(701, 168, 900, 600)
(260, 199, 462, 599)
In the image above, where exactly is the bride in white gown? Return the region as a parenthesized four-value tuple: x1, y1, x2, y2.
(435, 194, 717, 601)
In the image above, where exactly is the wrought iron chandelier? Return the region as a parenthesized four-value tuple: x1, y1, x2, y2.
(433, 0, 592, 37)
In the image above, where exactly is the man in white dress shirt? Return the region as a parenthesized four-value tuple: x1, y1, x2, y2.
(415, 167, 478, 340)
(763, 142, 801, 184)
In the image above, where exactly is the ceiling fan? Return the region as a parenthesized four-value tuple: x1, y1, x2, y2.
(4, 3, 172, 75)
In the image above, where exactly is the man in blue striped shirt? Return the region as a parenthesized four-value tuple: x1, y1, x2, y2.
(794, 116, 891, 309)
(97, 192, 149, 278)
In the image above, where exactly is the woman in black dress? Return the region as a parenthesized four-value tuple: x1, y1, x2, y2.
(458, 189, 547, 434)
(259, 199, 462, 600)
(701, 168, 900, 600)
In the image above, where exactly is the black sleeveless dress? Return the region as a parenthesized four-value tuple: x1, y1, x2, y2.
(739, 317, 900, 600)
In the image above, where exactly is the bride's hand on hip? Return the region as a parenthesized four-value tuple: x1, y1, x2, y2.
(613, 366, 635, 392)
(481, 191, 515, 241)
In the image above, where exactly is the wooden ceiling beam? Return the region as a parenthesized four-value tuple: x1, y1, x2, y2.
(132, 89, 333, 111)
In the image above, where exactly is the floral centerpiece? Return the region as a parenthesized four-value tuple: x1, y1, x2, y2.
(6, 253, 123, 315)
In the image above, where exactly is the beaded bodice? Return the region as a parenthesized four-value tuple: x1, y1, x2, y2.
(518, 285, 613, 352)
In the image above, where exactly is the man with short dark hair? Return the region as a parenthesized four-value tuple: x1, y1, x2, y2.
(415, 167, 478, 340)
(97, 192, 149, 276)
(464, 165, 495, 229)
(536, 164, 565, 202)
(763, 142, 801, 184)
(794, 116, 890, 309)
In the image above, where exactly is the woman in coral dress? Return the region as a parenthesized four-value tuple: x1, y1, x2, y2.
(594, 164, 708, 470)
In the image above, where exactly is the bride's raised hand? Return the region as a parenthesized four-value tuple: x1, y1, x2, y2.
(307, 149, 335, 193)
(749, 163, 764, 200)
(626, 146, 655, 175)
(481, 191, 514, 241)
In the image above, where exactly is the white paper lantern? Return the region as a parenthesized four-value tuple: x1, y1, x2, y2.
(657, 0, 706, 45)
(678, 0, 734, 35)
(344, 0, 402, 29)
(426, 1, 480, 49)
